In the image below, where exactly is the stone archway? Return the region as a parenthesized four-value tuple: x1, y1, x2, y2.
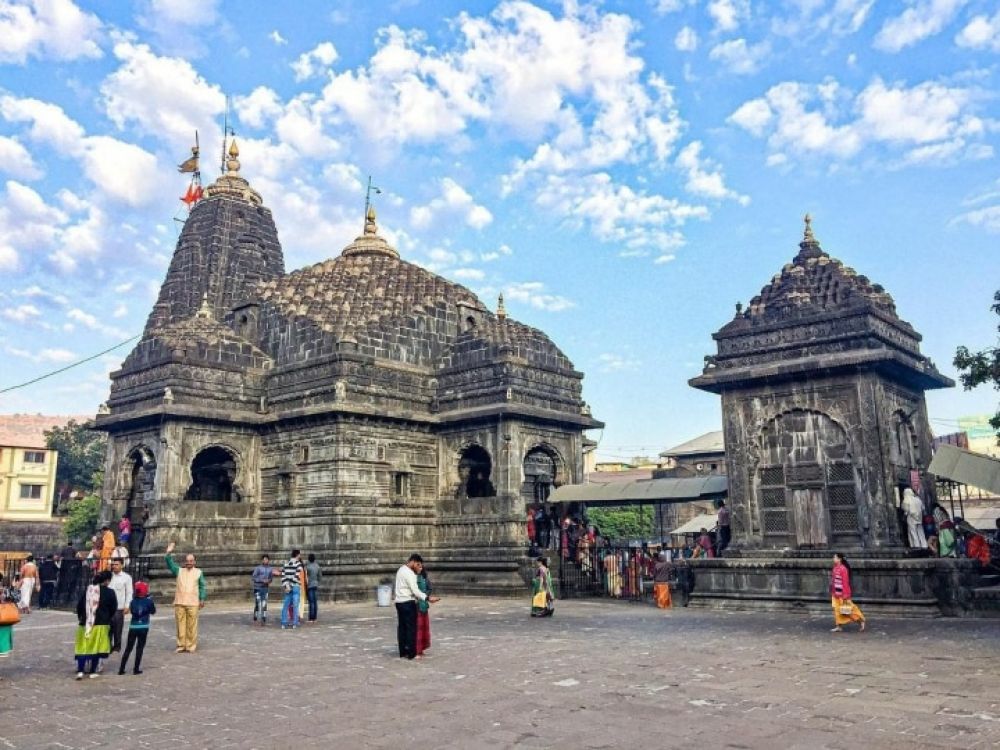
(456, 445, 496, 498)
(185, 445, 239, 502)
(753, 409, 861, 549)
(521, 445, 561, 505)
(124, 446, 156, 521)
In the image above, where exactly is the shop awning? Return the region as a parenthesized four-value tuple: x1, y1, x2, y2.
(928, 443, 1000, 495)
(547, 475, 727, 507)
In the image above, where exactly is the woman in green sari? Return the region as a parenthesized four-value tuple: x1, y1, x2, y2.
(531, 557, 554, 617)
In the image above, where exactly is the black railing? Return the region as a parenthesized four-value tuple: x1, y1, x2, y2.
(2, 555, 152, 611)
(556, 547, 663, 603)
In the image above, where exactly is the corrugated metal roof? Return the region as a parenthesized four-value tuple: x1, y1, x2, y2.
(929, 444, 1000, 495)
(659, 430, 725, 458)
(548, 475, 727, 505)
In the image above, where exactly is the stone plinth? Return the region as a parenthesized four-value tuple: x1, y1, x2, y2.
(687, 556, 981, 617)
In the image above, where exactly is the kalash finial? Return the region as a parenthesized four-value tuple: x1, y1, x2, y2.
(226, 139, 241, 174)
(497, 293, 507, 321)
(795, 212, 825, 261)
(364, 203, 377, 235)
(803, 213, 815, 242)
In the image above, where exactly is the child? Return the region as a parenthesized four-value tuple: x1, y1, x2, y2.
(119, 581, 156, 675)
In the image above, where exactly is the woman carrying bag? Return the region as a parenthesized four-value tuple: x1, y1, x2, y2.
(830, 552, 865, 633)
(530, 557, 554, 618)
(0, 574, 20, 679)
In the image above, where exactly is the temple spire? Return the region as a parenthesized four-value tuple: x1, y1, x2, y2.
(796, 212, 824, 261)
(497, 293, 507, 321)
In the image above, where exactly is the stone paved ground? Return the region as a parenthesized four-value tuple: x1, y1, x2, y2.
(2, 598, 1000, 749)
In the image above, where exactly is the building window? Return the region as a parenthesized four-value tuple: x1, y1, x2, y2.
(20, 484, 44, 499)
(457, 445, 496, 498)
(393, 472, 410, 502)
(300, 445, 310, 464)
(23, 451, 46, 464)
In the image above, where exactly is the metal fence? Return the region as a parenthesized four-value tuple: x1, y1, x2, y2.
(2, 555, 152, 611)
(556, 546, 670, 603)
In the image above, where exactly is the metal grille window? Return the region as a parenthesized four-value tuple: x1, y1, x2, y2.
(19, 484, 44, 499)
(758, 466, 789, 540)
(826, 462, 858, 540)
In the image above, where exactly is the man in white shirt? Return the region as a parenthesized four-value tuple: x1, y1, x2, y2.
(109, 557, 134, 654)
(394, 554, 438, 659)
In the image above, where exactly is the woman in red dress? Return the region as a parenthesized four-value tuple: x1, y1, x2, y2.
(415, 566, 433, 657)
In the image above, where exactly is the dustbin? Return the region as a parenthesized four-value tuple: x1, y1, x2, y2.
(376, 584, 392, 607)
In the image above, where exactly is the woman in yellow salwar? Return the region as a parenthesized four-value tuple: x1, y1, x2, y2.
(830, 552, 865, 633)
(531, 557, 554, 617)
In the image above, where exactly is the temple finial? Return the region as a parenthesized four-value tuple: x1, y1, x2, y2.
(803, 213, 814, 242)
(364, 203, 377, 235)
(497, 293, 507, 321)
(226, 139, 240, 173)
(196, 292, 213, 319)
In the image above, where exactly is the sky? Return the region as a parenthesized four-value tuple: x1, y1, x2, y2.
(0, 0, 997, 462)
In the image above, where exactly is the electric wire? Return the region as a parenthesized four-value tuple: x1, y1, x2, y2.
(0, 335, 139, 395)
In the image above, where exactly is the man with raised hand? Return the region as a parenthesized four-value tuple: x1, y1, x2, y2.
(164, 542, 206, 653)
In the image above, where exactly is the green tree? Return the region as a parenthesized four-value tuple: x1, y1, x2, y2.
(587, 506, 654, 541)
(44, 419, 107, 495)
(64, 494, 101, 543)
(953, 289, 1000, 441)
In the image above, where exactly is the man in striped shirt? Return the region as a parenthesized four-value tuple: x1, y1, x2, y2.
(280, 550, 304, 630)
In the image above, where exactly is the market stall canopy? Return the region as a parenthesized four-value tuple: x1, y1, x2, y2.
(547, 475, 727, 507)
(670, 513, 721, 536)
(928, 443, 1000, 496)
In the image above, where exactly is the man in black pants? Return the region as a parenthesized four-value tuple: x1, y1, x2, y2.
(393, 554, 438, 659)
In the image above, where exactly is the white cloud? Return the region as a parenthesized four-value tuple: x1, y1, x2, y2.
(874, 0, 967, 53)
(772, 0, 874, 39)
(675, 141, 749, 204)
(675, 26, 699, 52)
(2, 303, 41, 321)
(143, 0, 218, 27)
(101, 41, 226, 149)
(0, 94, 160, 206)
(236, 86, 283, 129)
(4, 346, 77, 363)
(597, 352, 641, 372)
(292, 41, 339, 82)
(955, 10, 1000, 51)
(654, 0, 685, 13)
(269, 30, 287, 45)
(451, 267, 485, 281)
(113, 281, 134, 294)
(708, 0, 749, 32)
(728, 98, 773, 136)
(504, 281, 574, 312)
(410, 177, 493, 231)
(67, 307, 128, 338)
(0, 180, 65, 270)
(112, 303, 128, 318)
(952, 205, 1000, 232)
(728, 77, 987, 166)
(0, 0, 103, 64)
(537, 172, 706, 255)
(15, 285, 68, 305)
(709, 38, 770, 75)
(0, 135, 41, 179)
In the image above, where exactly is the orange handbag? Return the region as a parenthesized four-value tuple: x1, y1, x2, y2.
(0, 601, 20, 626)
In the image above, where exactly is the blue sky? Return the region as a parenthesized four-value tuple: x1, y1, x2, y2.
(0, 0, 997, 460)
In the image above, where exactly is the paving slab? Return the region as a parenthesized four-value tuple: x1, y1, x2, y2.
(1, 598, 1000, 749)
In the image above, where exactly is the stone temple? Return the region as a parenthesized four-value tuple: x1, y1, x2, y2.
(95, 144, 600, 597)
(687, 218, 976, 616)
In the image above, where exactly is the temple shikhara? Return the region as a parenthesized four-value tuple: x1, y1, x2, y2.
(95, 142, 601, 596)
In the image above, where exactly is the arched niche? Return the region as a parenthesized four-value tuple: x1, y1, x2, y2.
(753, 408, 861, 548)
(521, 445, 561, 505)
(123, 445, 156, 519)
(456, 444, 496, 498)
(185, 445, 240, 502)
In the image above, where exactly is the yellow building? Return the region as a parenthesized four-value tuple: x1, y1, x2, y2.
(0, 415, 67, 521)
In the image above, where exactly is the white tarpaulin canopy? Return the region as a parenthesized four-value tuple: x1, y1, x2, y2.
(928, 443, 1000, 495)
(670, 513, 721, 536)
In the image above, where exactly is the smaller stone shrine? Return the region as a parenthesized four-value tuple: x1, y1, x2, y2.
(687, 217, 980, 616)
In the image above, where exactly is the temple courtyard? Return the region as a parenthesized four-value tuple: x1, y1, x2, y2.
(3, 597, 1000, 749)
